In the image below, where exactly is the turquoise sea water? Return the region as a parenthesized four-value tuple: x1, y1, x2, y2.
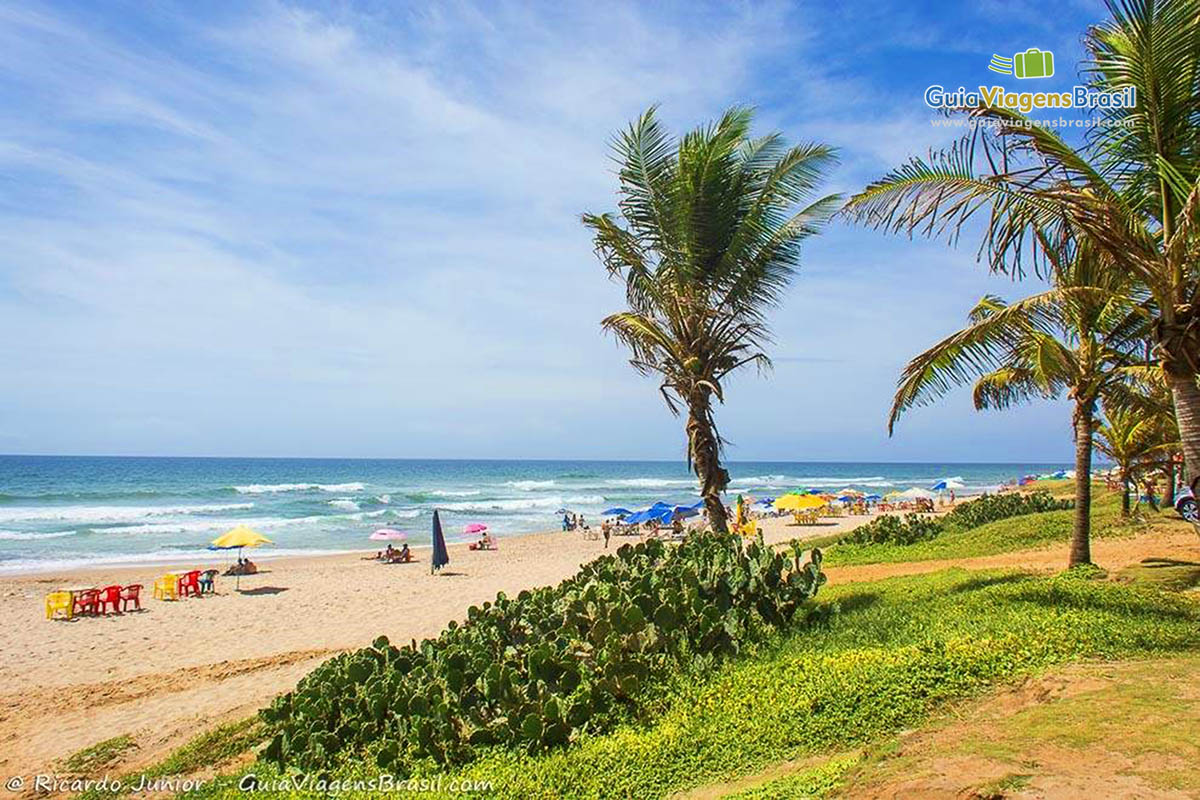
(0, 456, 1070, 573)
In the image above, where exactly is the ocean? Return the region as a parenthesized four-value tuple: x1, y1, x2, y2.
(0, 456, 1070, 573)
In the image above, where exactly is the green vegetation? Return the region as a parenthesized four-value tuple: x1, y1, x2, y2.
(1118, 558, 1200, 592)
(260, 533, 825, 774)
(830, 655, 1200, 798)
(837, 512, 942, 546)
(76, 719, 263, 800)
(865, 235, 1140, 567)
(64, 735, 135, 774)
(828, 490, 1077, 564)
(944, 490, 1073, 529)
(146, 718, 264, 778)
(721, 753, 859, 799)
(582, 107, 838, 530)
(843, 0, 1200, 528)
(186, 567, 1200, 799)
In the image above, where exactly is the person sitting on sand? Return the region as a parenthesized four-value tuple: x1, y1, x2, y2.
(242, 558, 258, 574)
(398, 543, 411, 562)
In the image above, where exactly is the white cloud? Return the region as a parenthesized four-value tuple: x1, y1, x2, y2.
(0, 0, 1086, 461)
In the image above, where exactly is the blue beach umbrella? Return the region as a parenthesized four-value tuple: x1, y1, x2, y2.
(431, 510, 450, 574)
(601, 507, 632, 517)
(931, 480, 948, 491)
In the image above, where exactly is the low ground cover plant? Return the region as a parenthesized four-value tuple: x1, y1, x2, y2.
(187, 567, 1200, 799)
(260, 532, 826, 775)
(830, 490, 1079, 563)
(944, 491, 1073, 529)
(838, 491, 1072, 549)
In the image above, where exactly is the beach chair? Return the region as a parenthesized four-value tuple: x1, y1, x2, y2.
(45, 591, 73, 620)
(73, 588, 100, 616)
(198, 569, 218, 594)
(178, 570, 202, 598)
(97, 585, 123, 614)
(120, 584, 142, 611)
(153, 574, 179, 601)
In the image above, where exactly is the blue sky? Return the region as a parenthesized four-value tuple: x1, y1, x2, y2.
(0, 0, 1106, 461)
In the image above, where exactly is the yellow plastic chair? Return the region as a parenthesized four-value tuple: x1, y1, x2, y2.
(153, 573, 179, 601)
(45, 591, 73, 620)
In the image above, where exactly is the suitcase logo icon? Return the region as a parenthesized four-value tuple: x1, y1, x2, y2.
(988, 48, 1054, 79)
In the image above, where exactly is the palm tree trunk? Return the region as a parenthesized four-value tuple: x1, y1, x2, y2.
(1120, 470, 1131, 517)
(1167, 372, 1200, 497)
(1163, 461, 1176, 507)
(686, 391, 730, 533)
(1070, 400, 1094, 567)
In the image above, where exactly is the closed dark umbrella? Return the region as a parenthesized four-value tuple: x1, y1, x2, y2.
(431, 510, 450, 574)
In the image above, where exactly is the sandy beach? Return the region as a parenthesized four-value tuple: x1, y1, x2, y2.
(0, 513, 864, 782)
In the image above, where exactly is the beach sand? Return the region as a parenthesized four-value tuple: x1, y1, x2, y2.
(0, 512, 865, 783)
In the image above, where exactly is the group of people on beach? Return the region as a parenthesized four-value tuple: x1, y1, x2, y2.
(224, 556, 258, 576)
(562, 512, 588, 532)
(369, 543, 412, 564)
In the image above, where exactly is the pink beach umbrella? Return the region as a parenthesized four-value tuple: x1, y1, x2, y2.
(370, 528, 408, 541)
(463, 523, 488, 534)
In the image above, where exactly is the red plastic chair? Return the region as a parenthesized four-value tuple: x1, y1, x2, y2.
(72, 589, 99, 616)
(178, 570, 202, 598)
(120, 584, 142, 611)
(97, 585, 122, 614)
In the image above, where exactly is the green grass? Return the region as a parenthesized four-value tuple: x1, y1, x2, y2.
(1118, 558, 1200, 591)
(180, 567, 1200, 799)
(821, 486, 1161, 567)
(75, 719, 264, 800)
(64, 735, 136, 774)
(835, 654, 1200, 797)
(720, 753, 859, 799)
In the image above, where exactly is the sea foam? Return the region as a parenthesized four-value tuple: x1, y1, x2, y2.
(0, 503, 254, 524)
(233, 482, 366, 494)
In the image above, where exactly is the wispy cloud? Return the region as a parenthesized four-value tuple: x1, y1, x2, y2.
(0, 0, 1098, 460)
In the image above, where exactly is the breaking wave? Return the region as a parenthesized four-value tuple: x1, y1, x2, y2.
(506, 480, 557, 491)
(0, 529, 78, 541)
(0, 503, 254, 524)
(233, 482, 366, 494)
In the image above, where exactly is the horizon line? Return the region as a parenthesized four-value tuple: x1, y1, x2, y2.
(0, 453, 1079, 466)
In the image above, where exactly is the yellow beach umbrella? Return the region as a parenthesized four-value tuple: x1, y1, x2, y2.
(773, 493, 826, 511)
(211, 525, 272, 549)
(210, 526, 272, 591)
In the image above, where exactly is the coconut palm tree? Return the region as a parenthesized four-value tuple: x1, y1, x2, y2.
(1094, 402, 1162, 516)
(845, 0, 1200, 503)
(583, 107, 839, 531)
(1106, 363, 1182, 505)
(886, 250, 1141, 566)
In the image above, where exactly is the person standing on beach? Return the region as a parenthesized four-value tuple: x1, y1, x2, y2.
(602, 521, 611, 549)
